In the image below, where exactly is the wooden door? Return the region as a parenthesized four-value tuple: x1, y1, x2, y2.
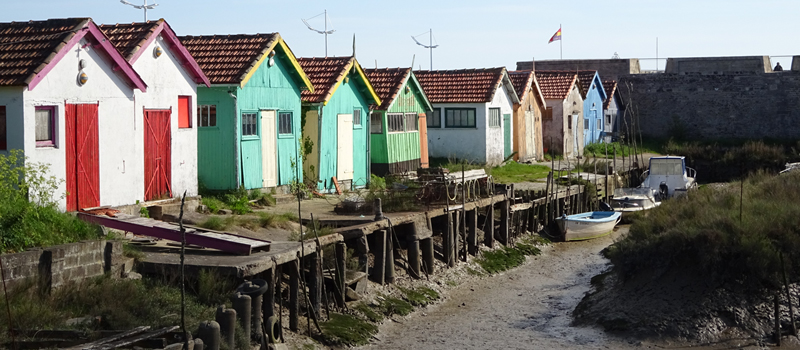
(240, 112, 262, 189)
(144, 109, 172, 201)
(503, 114, 512, 159)
(524, 110, 535, 160)
(337, 114, 354, 181)
(261, 110, 277, 188)
(65, 103, 100, 211)
(418, 113, 429, 168)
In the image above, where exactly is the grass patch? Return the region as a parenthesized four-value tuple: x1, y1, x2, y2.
(429, 157, 488, 172)
(397, 286, 439, 307)
(477, 237, 543, 274)
(445, 280, 458, 287)
(465, 266, 485, 276)
(320, 312, 378, 346)
(122, 243, 145, 262)
(606, 170, 800, 290)
(584, 142, 639, 158)
(198, 216, 234, 231)
(377, 296, 414, 316)
(199, 187, 256, 215)
(490, 161, 551, 184)
(0, 276, 219, 345)
(257, 212, 297, 229)
(193, 269, 237, 306)
(353, 303, 384, 323)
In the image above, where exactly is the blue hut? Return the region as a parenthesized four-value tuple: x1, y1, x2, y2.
(576, 71, 607, 145)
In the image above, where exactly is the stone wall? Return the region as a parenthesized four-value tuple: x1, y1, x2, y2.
(664, 56, 772, 74)
(0, 240, 131, 291)
(516, 59, 640, 82)
(619, 72, 800, 140)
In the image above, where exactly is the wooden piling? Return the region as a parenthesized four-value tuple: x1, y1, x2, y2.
(452, 211, 462, 263)
(383, 233, 395, 283)
(408, 239, 421, 279)
(775, 292, 782, 346)
(372, 230, 386, 284)
(467, 208, 478, 256)
(335, 242, 347, 304)
(289, 259, 299, 332)
(308, 251, 322, 316)
(500, 200, 509, 245)
(264, 268, 275, 321)
(485, 204, 495, 248)
(444, 212, 454, 267)
(421, 237, 435, 275)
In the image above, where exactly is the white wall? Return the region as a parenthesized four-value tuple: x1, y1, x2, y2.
(426, 102, 487, 163)
(485, 82, 515, 165)
(23, 36, 136, 211)
(132, 36, 199, 199)
(0, 86, 24, 152)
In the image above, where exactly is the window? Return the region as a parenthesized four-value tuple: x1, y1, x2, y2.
(387, 113, 404, 132)
(605, 112, 611, 125)
(568, 115, 575, 129)
(405, 113, 418, 131)
(197, 105, 217, 127)
(0, 106, 6, 150)
(178, 96, 191, 128)
(597, 119, 602, 130)
(544, 107, 553, 120)
(427, 108, 441, 128)
(279, 112, 293, 134)
(353, 108, 362, 127)
(35, 106, 55, 147)
(370, 112, 383, 134)
(488, 108, 501, 127)
(444, 108, 476, 128)
(583, 117, 589, 130)
(242, 112, 258, 136)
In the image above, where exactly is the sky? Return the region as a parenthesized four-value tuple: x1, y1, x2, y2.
(3, 0, 799, 72)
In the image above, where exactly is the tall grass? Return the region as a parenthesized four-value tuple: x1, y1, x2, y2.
(584, 142, 636, 158)
(607, 170, 800, 289)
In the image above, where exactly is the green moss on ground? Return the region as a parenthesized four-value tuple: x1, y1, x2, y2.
(320, 312, 378, 346)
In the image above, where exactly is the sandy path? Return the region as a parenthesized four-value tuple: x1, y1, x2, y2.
(358, 227, 642, 350)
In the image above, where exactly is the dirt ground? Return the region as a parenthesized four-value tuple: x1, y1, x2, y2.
(352, 226, 798, 350)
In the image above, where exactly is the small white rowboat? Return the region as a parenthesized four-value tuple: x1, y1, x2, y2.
(556, 211, 622, 241)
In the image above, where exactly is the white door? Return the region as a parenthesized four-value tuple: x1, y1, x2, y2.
(337, 114, 354, 180)
(524, 110, 535, 160)
(261, 110, 278, 187)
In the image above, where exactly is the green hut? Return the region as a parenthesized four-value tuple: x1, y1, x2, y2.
(298, 56, 381, 192)
(364, 68, 433, 175)
(179, 33, 314, 191)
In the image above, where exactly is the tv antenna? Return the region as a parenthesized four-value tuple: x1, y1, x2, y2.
(302, 10, 336, 57)
(120, 0, 158, 22)
(412, 29, 438, 70)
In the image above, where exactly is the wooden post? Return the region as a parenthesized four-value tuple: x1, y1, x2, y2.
(452, 210, 461, 263)
(308, 251, 322, 316)
(408, 239, 421, 279)
(775, 292, 782, 346)
(335, 242, 347, 305)
(467, 208, 478, 256)
(500, 200, 509, 245)
(485, 204, 495, 248)
(421, 237, 435, 275)
(289, 259, 299, 332)
(264, 267, 275, 321)
(384, 233, 395, 283)
(444, 212, 454, 267)
(372, 230, 386, 284)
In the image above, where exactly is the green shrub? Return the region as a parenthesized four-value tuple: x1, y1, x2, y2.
(370, 174, 386, 190)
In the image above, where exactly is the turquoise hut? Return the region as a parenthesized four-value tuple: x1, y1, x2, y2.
(298, 56, 381, 192)
(179, 33, 314, 191)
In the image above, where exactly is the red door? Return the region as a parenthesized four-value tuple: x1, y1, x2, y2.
(65, 103, 100, 211)
(418, 113, 429, 168)
(144, 109, 172, 201)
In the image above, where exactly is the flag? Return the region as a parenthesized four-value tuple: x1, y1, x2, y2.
(548, 27, 561, 43)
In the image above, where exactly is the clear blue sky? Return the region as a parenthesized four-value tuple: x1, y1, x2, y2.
(4, 0, 798, 72)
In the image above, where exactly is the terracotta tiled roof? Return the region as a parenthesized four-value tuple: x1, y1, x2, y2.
(297, 56, 355, 103)
(178, 33, 279, 85)
(602, 79, 617, 109)
(100, 20, 161, 60)
(0, 18, 88, 86)
(414, 68, 505, 103)
(363, 67, 409, 109)
(535, 71, 578, 100)
(576, 70, 598, 97)
(508, 70, 534, 100)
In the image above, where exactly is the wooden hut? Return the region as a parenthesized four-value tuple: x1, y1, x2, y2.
(508, 70, 546, 162)
(364, 68, 433, 175)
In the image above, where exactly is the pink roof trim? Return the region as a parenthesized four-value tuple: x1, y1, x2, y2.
(27, 21, 148, 92)
(127, 20, 210, 87)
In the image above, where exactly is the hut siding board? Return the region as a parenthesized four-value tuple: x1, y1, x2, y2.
(426, 83, 514, 166)
(304, 78, 371, 191)
(544, 85, 584, 157)
(236, 52, 303, 187)
(383, 80, 426, 165)
(132, 36, 198, 199)
(0, 87, 24, 152)
(197, 87, 237, 190)
(513, 86, 544, 162)
(370, 110, 389, 163)
(22, 37, 136, 211)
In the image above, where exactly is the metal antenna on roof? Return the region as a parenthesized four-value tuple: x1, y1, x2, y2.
(302, 10, 336, 57)
(412, 29, 438, 70)
(120, 0, 158, 22)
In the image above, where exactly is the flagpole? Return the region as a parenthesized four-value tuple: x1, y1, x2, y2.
(559, 24, 562, 60)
